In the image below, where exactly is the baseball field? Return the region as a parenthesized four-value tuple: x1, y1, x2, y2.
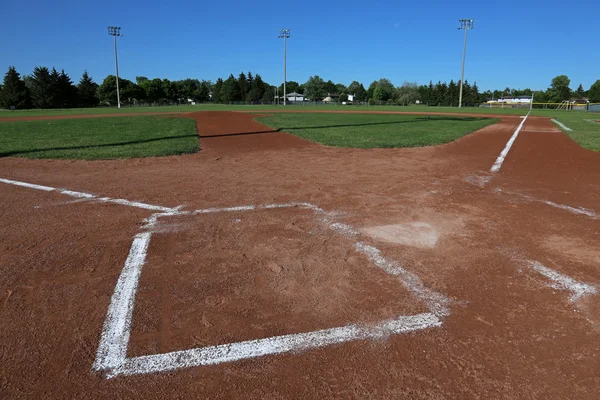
(1, 107, 599, 398)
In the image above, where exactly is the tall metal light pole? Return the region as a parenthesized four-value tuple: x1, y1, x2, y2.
(107, 26, 123, 108)
(278, 29, 290, 106)
(457, 19, 474, 108)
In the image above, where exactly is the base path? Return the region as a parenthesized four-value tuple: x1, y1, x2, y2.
(1, 111, 599, 398)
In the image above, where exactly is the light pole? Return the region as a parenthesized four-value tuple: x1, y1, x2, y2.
(457, 19, 474, 108)
(278, 29, 290, 106)
(107, 26, 123, 108)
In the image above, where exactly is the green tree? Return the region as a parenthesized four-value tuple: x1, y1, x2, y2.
(196, 80, 211, 102)
(30, 66, 54, 108)
(588, 80, 600, 102)
(212, 78, 223, 103)
(77, 71, 99, 107)
(323, 80, 337, 95)
(56, 70, 77, 108)
(97, 75, 137, 105)
(339, 93, 348, 103)
(395, 82, 418, 106)
(368, 79, 395, 101)
(238, 72, 248, 102)
(447, 80, 458, 106)
(147, 78, 165, 103)
(221, 74, 241, 103)
(0, 66, 31, 109)
(575, 83, 585, 97)
(373, 86, 384, 101)
(547, 75, 571, 102)
(262, 85, 275, 103)
(279, 81, 300, 95)
(347, 81, 367, 101)
(532, 90, 547, 103)
(303, 75, 326, 101)
(248, 74, 266, 103)
(335, 83, 348, 94)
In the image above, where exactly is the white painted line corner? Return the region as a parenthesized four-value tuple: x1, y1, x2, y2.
(527, 260, 597, 302)
(107, 313, 441, 378)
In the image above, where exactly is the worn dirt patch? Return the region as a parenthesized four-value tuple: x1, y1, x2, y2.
(362, 222, 440, 248)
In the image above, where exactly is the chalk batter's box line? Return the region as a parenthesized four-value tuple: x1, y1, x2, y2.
(95, 203, 449, 378)
(0, 177, 449, 377)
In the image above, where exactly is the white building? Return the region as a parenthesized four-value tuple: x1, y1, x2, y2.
(285, 92, 305, 102)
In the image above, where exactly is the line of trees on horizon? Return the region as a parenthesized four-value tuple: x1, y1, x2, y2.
(1, 65, 599, 110)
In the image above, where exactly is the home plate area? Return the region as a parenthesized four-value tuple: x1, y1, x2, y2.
(94, 203, 450, 378)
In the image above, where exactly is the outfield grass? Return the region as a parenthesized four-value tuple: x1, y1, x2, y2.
(549, 114, 600, 151)
(0, 116, 199, 160)
(255, 113, 498, 148)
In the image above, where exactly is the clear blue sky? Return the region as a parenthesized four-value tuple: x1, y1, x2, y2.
(1, 0, 598, 91)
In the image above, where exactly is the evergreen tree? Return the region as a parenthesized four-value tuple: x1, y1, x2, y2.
(221, 74, 241, 103)
(237, 72, 248, 102)
(0, 66, 31, 109)
(428, 81, 435, 105)
(48, 68, 61, 107)
(212, 78, 223, 103)
(471, 81, 480, 106)
(247, 74, 266, 103)
(30, 66, 54, 108)
(575, 83, 585, 97)
(77, 71, 99, 107)
(448, 80, 458, 106)
(56, 69, 77, 107)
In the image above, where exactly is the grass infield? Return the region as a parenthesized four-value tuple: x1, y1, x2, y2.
(255, 113, 498, 148)
(0, 115, 199, 160)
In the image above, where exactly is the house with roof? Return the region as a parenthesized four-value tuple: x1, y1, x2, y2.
(285, 92, 305, 102)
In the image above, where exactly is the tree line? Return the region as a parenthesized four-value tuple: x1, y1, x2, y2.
(1, 65, 599, 109)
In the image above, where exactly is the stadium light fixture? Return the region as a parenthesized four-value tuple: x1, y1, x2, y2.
(278, 29, 290, 106)
(457, 19, 474, 108)
(107, 26, 123, 109)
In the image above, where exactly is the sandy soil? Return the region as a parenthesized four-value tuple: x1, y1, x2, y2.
(0, 111, 599, 399)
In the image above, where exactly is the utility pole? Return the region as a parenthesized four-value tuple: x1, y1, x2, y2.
(457, 19, 474, 108)
(278, 29, 290, 105)
(107, 26, 123, 108)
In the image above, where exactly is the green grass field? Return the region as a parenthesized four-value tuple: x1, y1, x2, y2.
(547, 114, 600, 152)
(0, 115, 198, 160)
(255, 113, 498, 148)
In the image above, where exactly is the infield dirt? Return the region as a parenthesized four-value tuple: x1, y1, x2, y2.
(1, 111, 599, 399)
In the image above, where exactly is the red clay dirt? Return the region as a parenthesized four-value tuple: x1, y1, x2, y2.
(1, 111, 599, 399)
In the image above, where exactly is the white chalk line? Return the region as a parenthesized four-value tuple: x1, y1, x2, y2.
(107, 313, 441, 378)
(0, 177, 55, 192)
(490, 112, 530, 173)
(354, 242, 450, 317)
(93, 231, 153, 371)
(551, 119, 572, 132)
(0, 177, 449, 377)
(94, 203, 449, 378)
(527, 261, 597, 303)
(495, 188, 599, 219)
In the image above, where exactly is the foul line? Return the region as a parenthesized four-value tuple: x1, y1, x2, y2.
(527, 261, 597, 302)
(495, 188, 599, 219)
(490, 112, 530, 173)
(551, 119, 572, 132)
(0, 177, 177, 212)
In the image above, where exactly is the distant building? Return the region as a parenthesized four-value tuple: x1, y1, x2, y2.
(487, 95, 532, 104)
(323, 93, 340, 103)
(285, 92, 305, 102)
